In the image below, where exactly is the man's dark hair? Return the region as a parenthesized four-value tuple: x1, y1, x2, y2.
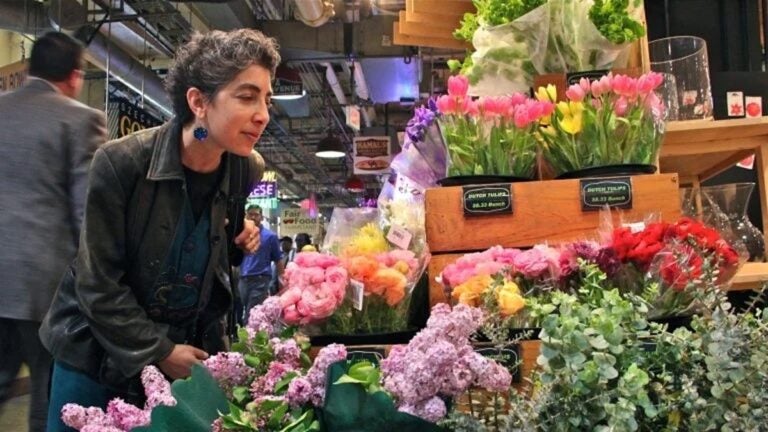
(246, 204, 262, 213)
(29, 32, 84, 82)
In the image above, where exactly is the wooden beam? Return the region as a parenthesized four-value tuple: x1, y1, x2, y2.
(397, 15, 461, 40)
(400, 10, 460, 32)
(411, 0, 473, 17)
(393, 22, 472, 50)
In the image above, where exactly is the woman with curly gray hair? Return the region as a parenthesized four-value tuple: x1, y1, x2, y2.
(40, 29, 280, 431)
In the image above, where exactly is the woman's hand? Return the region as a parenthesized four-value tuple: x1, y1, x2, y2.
(235, 218, 260, 253)
(157, 344, 209, 380)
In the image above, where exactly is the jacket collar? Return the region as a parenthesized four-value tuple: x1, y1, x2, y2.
(146, 120, 231, 196)
(25, 77, 62, 94)
(146, 121, 185, 181)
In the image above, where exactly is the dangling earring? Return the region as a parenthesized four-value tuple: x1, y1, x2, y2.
(193, 125, 208, 141)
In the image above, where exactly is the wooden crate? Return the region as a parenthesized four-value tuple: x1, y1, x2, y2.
(426, 174, 682, 306)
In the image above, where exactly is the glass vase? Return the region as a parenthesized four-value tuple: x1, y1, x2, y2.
(649, 36, 713, 121)
(701, 183, 765, 262)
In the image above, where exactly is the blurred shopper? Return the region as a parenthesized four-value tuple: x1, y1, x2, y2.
(39, 29, 280, 431)
(239, 204, 283, 317)
(279, 235, 294, 264)
(0, 31, 107, 432)
(295, 232, 313, 252)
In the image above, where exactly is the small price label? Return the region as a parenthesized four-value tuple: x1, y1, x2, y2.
(475, 345, 522, 383)
(387, 224, 413, 249)
(580, 177, 633, 211)
(462, 184, 513, 217)
(350, 279, 365, 311)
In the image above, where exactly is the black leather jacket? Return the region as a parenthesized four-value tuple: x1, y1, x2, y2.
(39, 121, 263, 395)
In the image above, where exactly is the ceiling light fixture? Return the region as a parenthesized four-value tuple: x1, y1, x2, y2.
(315, 132, 346, 158)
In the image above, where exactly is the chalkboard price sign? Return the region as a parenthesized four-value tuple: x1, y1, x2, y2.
(462, 184, 513, 217)
(580, 177, 633, 211)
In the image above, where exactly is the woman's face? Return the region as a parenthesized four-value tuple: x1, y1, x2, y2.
(204, 64, 273, 157)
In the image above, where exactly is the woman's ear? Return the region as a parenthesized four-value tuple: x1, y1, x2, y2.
(186, 87, 207, 119)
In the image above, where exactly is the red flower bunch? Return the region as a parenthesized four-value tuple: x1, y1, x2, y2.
(610, 217, 741, 290)
(611, 222, 669, 271)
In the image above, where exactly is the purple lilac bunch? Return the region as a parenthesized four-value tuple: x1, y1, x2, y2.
(286, 343, 348, 407)
(380, 303, 512, 423)
(246, 296, 283, 338)
(203, 352, 253, 398)
(60, 366, 176, 431)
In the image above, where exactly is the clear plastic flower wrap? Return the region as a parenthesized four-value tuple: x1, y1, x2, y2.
(465, 0, 642, 97)
(318, 207, 430, 335)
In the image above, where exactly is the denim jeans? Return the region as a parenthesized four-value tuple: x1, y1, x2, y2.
(240, 274, 273, 321)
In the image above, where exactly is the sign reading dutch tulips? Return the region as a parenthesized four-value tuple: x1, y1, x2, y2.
(353, 136, 391, 175)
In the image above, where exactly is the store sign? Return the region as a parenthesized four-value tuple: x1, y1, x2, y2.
(353, 136, 391, 175)
(345, 105, 361, 131)
(580, 177, 633, 211)
(280, 208, 320, 238)
(248, 171, 278, 209)
(274, 77, 304, 98)
(109, 96, 162, 138)
(462, 184, 513, 216)
(0, 60, 28, 91)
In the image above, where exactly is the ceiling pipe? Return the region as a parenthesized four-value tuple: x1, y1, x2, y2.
(0, 0, 172, 115)
(292, 0, 335, 27)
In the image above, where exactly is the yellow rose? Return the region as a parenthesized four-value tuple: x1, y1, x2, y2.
(497, 286, 525, 316)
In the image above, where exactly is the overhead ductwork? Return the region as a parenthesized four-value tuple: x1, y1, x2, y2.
(292, 0, 335, 27)
(0, 0, 171, 115)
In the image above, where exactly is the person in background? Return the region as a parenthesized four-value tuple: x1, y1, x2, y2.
(0, 31, 107, 432)
(280, 236, 295, 264)
(239, 204, 283, 318)
(38, 29, 278, 432)
(295, 232, 313, 253)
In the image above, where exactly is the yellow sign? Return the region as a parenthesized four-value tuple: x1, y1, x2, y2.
(0, 60, 28, 92)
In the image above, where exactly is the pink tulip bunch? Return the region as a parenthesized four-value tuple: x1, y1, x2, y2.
(435, 74, 554, 179)
(538, 71, 667, 177)
(279, 252, 348, 325)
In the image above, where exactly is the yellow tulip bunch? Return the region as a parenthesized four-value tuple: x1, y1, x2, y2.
(535, 72, 667, 178)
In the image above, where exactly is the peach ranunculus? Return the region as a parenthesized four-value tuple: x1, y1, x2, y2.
(364, 268, 408, 306)
(346, 255, 379, 283)
(451, 274, 493, 307)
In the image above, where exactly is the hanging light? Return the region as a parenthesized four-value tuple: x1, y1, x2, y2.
(315, 132, 346, 158)
(344, 175, 365, 193)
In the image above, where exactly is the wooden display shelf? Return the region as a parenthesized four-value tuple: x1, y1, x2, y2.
(730, 262, 768, 291)
(425, 174, 682, 306)
(393, 0, 475, 50)
(425, 174, 681, 253)
(658, 117, 768, 291)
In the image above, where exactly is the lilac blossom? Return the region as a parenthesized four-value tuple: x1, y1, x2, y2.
(270, 337, 302, 368)
(203, 352, 254, 398)
(246, 296, 283, 338)
(286, 377, 313, 407)
(381, 304, 511, 423)
(106, 399, 150, 431)
(141, 365, 176, 410)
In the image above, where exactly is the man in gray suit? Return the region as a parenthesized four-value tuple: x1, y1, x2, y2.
(0, 32, 106, 431)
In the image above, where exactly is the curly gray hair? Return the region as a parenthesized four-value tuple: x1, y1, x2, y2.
(165, 29, 281, 125)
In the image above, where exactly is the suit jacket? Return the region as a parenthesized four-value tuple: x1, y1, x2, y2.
(0, 77, 107, 321)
